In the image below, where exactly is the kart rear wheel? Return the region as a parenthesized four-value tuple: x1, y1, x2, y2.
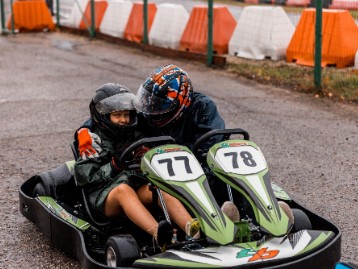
(292, 208, 312, 232)
(105, 234, 141, 267)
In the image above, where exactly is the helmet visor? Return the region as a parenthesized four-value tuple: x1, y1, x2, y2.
(95, 92, 135, 115)
(133, 85, 178, 115)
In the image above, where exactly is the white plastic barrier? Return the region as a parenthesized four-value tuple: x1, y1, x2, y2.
(229, 6, 295, 61)
(54, 0, 74, 23)
(100, 0, 133, 37)
(148, 3, 189, 50)
(355, 51, 358, 69)
(61, 0, 88, 28)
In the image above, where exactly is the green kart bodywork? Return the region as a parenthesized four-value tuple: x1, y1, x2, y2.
(19, 134, 341, 269)
(207, 140, 292, 237)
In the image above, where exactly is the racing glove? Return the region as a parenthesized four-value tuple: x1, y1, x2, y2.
(133, 146, 150, 159)
(77, 128, 103, 160)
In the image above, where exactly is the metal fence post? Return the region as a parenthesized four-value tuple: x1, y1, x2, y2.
(0, 0, 5, 32)
(207, 0, 213, 66)
(143, 0, 148, 44)
(314, 0, 322, 89)
(56, 0, 60, 27)
(90, 0, 95, 38)
(10, 0, 14, 34)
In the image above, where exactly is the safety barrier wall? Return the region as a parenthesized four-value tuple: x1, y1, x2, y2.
(148, 3, 189, 50)
(79, 0, 107, 30)
(245, 0, 259, 4)
(330, 0, 358, 10)
(61, 0, 88, 28)
(180, 6, 237, 55)
(286, 0, 311, 7)
(229, 6, 295, 61)
(124, 2, 157, 43)
(2, 0, 357, 93)
(6, 0, 55, 32)
(355, 51, 358, 69)
(286, 8, 358, 68)
(53, 0, 73, 22)
(99, 0, 132, 38)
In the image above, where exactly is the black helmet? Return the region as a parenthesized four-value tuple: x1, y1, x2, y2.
(89, 83, 137, 140)
(133, 64, 193, 127)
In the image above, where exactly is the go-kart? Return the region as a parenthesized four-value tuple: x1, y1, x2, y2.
(19, 128, 341, 269)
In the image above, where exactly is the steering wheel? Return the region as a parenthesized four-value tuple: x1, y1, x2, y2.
(118, 136, 176, 170)
(192, 128, 250, 164)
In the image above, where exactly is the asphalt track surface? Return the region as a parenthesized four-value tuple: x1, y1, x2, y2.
(0, 32, 357, 268)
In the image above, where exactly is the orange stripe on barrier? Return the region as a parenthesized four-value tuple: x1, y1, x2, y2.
(79, 0, 108, 31)
(124, 3, 157, 43)
(330, 0, 358, 10)
(244, 0, 259, 4)
(7, 0, 55, 31)
(179, 6, 236, 55)
(286, 0, 310, 7)
(286, 9, 358, 68)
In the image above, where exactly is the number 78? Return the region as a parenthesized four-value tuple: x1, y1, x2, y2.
(224, 151, 257, 168)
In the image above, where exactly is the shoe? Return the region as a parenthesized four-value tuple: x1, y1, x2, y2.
(154, 220, 173, 248)
(278, 201, 294, 224)
(221, 201, 240, 222)
(185, 218, 200, 240)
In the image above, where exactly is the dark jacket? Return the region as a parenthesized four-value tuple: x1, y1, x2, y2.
(74, 127, 141, 216)
(137, 92, 225, 150)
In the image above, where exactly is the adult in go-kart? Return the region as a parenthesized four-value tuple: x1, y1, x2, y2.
(74, 82, 200, 247)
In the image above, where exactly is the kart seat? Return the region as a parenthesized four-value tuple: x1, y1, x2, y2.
(32, 162, 79, 203)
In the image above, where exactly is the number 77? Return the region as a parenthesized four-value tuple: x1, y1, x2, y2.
(158, 156, 193, 177)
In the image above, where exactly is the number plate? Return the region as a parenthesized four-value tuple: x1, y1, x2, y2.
(215, 145, 267, 175)
(151, 151, 204, 182)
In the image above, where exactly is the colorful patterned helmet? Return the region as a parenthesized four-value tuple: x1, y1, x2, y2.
(133, 64, 193, 127)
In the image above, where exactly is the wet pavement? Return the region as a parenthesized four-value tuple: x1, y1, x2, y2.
(0, 32, 357, 268)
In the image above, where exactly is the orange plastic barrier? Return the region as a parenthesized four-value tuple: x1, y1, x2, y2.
(179, 6, 237, 55)
(79, 0, 108, 30)
(286, 0, 310, 7)
(124, 3, 157, 43)
(7, 0, 55, 31)
(330, 0, 358, 10)
(286, 9, 358, 68)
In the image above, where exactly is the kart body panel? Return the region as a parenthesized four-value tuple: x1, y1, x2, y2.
(19, 136, 342, 269)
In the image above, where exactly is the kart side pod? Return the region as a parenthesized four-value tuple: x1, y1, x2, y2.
(140, 144, 237, 245)
(207, 140, 292, 237)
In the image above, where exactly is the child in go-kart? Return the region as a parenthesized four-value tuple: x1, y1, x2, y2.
(74, 83, 199, 247)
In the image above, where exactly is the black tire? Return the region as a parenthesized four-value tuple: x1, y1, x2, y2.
(105, 235, 141, 267)
(292, 208, 312, 232)
(33, 182, 46, 197)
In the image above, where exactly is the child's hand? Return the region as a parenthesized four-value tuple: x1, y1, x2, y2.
(77, 128, 103, 160)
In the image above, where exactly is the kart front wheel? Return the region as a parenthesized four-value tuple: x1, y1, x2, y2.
(105, 235, 141, 267)
(292, 208, 312, 232)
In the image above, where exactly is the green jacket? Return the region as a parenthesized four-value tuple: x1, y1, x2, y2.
(74, 128, 137, 216)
